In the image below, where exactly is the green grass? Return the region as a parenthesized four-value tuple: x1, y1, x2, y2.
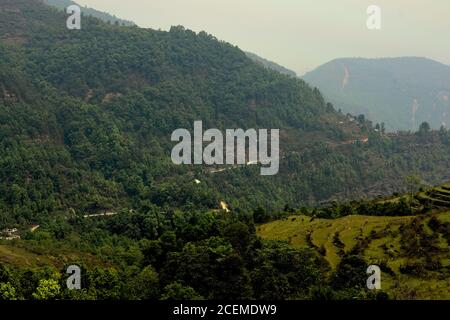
(0, 244, 51, 267)
(0, 242, 106, 269)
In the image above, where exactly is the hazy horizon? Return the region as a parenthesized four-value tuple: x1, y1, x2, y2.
(73, 0, 450, 75)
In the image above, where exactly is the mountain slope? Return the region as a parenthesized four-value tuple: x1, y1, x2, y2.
(42, 0, 135, 26)
(2, 0, 450, 226)
(303, 57, 450, 132)
(245, 52, 297, 77)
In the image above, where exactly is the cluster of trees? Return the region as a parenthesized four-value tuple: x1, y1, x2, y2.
(397, 215, 449, 276)
(312, 198, 413, 219)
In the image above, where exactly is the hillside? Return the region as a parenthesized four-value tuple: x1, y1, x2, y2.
(42, 0, 135, 26)
(0, 0, 449, 300)
(303, 57, 450, 132)
(245, 52, 297, 77)
(2, 0, 450, 224)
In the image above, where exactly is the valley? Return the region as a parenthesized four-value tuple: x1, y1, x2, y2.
(0, 0, 448, 301)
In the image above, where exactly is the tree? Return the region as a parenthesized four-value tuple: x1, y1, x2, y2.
(222, 221, 254, 254)
(32, 279, 61, 300)
(253, 207, 268, 223)
(0, 283, 17, 300)
(357, 114, 366, 124)
(405, 174, 421, 214)
(326, 103, 334, 112)
(128, 266, 160, 300)
(419, 122, 431, 135)
(375, 123, 381, 132)
(332, 255, 367, 290)
(405, 174, 421, 197)
(251, 262, 290, 300)
(88, 267, 122, 300)
(161, 282, 203, 300)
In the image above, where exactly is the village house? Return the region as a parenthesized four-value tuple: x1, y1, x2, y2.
(0, 228, 21, 240)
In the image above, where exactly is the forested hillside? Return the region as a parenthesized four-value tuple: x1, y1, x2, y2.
(2, 0, 450, 224)
(0, 0, 449, 301)
(43, 0, 135, 26)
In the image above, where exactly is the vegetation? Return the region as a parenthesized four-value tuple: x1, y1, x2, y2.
(258, 187, 450, 299)
(1, 200, 401, 300)
(0, 0, 448, 300)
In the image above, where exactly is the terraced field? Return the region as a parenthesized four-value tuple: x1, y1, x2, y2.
(258, 215, 414, 267)
(257, 212, 450, 299)
(417, 183, 450, 208)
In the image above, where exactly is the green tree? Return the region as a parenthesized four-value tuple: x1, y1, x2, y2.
(161, 282, 203, 300)
(128, 266, 160, 300)
(405, 175, 420, 194)
(88, 267, 122, 300)
(331, 255, 367, 290)
(419, 122, 431, 135)
(222, 221, 254, 255)
(0, 282, 17, 300)
(32, 279, 61, 300)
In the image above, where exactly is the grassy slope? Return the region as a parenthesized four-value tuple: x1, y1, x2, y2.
(0, 242, 106, 269)
(257, 212, 450, 299)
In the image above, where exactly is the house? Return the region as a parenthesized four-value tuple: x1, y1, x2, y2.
(0, 228, 21, 240)
(360, 137, 369, 143)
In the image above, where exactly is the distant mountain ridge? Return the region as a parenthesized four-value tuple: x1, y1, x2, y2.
(42, 0, 135, 26)
(246, 52, 297, 77)
(303, 57, 450, 132)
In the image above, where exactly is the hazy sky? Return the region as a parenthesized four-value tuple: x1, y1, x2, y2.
(75, 0, 450, 75)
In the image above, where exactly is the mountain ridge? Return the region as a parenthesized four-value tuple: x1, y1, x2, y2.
(303, 57, 450, 132)
(245, 51, 297, 77)
(42, 0, 135, 26)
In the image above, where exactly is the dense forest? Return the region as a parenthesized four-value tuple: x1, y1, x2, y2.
(2, 0, 450, 226)
(0, 0, 449, 300)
